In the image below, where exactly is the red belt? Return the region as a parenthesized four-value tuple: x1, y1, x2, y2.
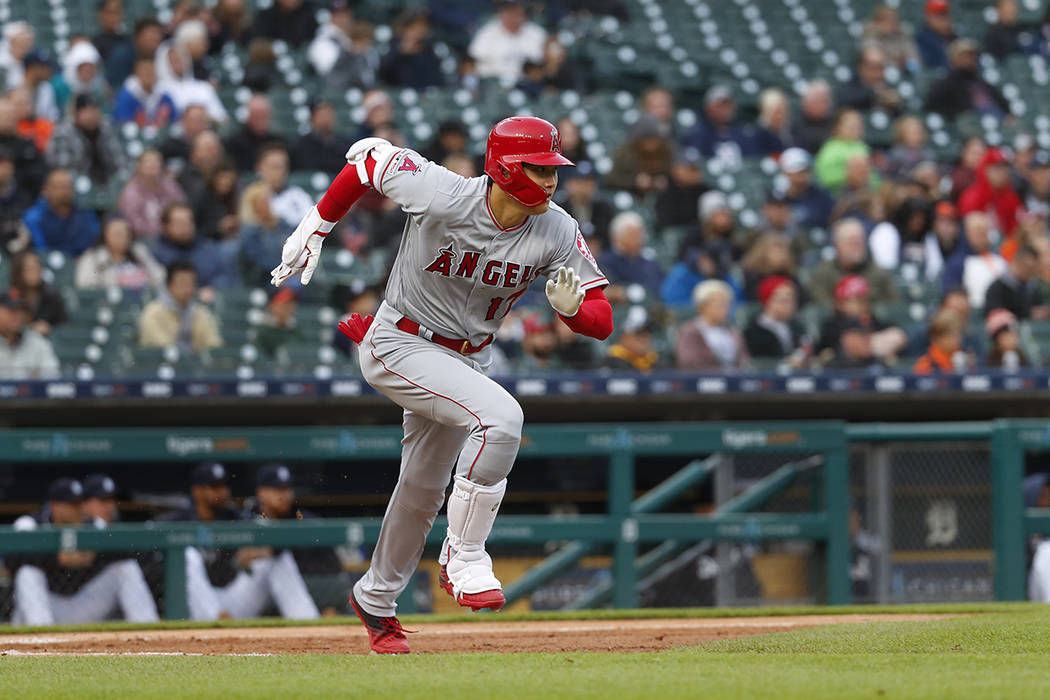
(395, 317, 494, 355)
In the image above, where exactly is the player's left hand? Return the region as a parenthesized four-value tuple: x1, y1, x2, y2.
(545, 266, 585, 317)
(270, 206, 327, 287)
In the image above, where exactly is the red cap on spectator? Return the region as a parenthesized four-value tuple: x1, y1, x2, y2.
(984, 148, 1009, 166)
(834, 275, 871, 301)
(757, 275, 793, 306)
(522, 313, 552, 335)
(925, 0, 949, 14)
(934, 201, 957, 219)
(270, 288, 298, 306)
(985, 308, 1018, 338)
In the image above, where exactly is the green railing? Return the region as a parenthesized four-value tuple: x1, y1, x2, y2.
(0, 422, 852, 617)
(2, 419, 1049, 613)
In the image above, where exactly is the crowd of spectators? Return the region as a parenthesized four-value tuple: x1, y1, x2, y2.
(2, 0, 1050, 380)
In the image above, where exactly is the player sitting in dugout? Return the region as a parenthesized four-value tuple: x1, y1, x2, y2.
(8, 478, 159, 626)
(157, 462, 321, 620)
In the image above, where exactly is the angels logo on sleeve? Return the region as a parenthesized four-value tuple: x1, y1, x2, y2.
(397, 155, 420, 173)
(576, 231, 597, 267)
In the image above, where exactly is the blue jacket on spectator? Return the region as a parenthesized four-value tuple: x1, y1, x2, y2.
(240, 224, 292, 288)
(597, 249, 665, 298)
(112, 78, 178, 126)
(660, 262, 743, 308)
(915, 26, 954, 71)
(681, 117, 753, 161)
(150, 236, 240, 289)
(786, 184, 835, 230)
(22, 197, 100, 257)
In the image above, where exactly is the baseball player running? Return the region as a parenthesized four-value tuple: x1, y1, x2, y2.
(271, 116, 612, 653)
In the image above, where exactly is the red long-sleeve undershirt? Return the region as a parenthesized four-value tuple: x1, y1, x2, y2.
(560, 287, 613, 340)
(316, 156, 614, 340)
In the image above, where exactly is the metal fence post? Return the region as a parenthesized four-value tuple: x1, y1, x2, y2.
(825, 445, 851, 605)
(164, 546, 189, 620)
(991, 421, 1025, 601)
(609, 446, 637, 608)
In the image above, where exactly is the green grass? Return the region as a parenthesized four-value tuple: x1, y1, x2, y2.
(3, 604, 1049, 699)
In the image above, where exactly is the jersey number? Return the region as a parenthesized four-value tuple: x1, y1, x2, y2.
(485, 289, 529, 320)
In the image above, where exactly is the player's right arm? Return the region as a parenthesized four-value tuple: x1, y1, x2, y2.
(271, 138, 452, 287)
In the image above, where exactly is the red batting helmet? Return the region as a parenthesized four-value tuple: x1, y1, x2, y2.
(485, 116, 575, 207)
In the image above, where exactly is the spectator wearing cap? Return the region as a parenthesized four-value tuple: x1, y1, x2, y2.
(556, 160, 614, 253)
(791, 80, 835, 156)
(675, 280, 749, 370)
(1021, 151, 1050, 220)
(598, 212, 665, 303)
(0, 145, 34, 254)
(607, 115, 674, 196)
(82, 473, 119, 524)
(291, 99, 352, 173)
(655, 147, 710, 231)
(779, 147, 835, 230)
(823, 317, 882, 370)
(959, 148, 1026, 238)
(985, 245, 1050, 320)
(223, 94, 286, 173)
(468, 0, 546, 84)
(916, 0, 957, 70)
(46, 93, 129, 187)
(22, 50, 61, 124)
(869, 197, 933, 272)
(380, 9, 444, 90)
(816, 274, 907, 364)
(22, 168, 101, 257)
(113, 56, 177, 126)
(913, 309, 966, 374)
(682, 85, 753, 164)
(924, 39, 1011, 120)
(53, 40, 107, 117)
(661, 191, 742, 308)
(244, 463, 340, 618)
(814, 109, 872, 195)
(810, 218, 897, 306)
(138, 259, 223, 352)
(750, 88, 792, 156)
(257, 287, 302, 357)
(736, 190, 803, 255)
(158, 462, 276, 621)
(9, 249, 68, 337)
(985, 0, 1034, 59)
(835, 45, 902, 116)
(253, 0, 318, 47)
(0, 291, 59, 379)
(860, 4, 920, 72)
(603, 309, 661, 373)
(744, 276, 810, 367)
(739, 233, 803, 304)
(959, 211, 1008, 308)
(519, 312, 560, 372)
(921, 201, 967, 285)
(984, 308, 1029, 368)
(8, 477, 159, 626)
(424, 119, 469, 164)
(118, 149, 187, 239)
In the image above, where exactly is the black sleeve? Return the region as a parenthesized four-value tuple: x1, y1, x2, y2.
(984, 280, 1008, 315)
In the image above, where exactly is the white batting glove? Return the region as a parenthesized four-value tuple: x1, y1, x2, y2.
(545, 266, 585, 317)
(270, 206, 333, 287)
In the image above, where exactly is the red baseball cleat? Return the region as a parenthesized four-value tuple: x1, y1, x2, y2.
(439, 565, 506, 611)
(350, 591, 412, 654)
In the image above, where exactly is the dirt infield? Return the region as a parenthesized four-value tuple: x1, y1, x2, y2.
(0, 614, 952, 656)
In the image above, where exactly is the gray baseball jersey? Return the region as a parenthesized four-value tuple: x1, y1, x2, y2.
(373, 147, 606, 343)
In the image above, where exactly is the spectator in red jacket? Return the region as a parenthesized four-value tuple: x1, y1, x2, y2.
(958, 148, 1025, 238)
